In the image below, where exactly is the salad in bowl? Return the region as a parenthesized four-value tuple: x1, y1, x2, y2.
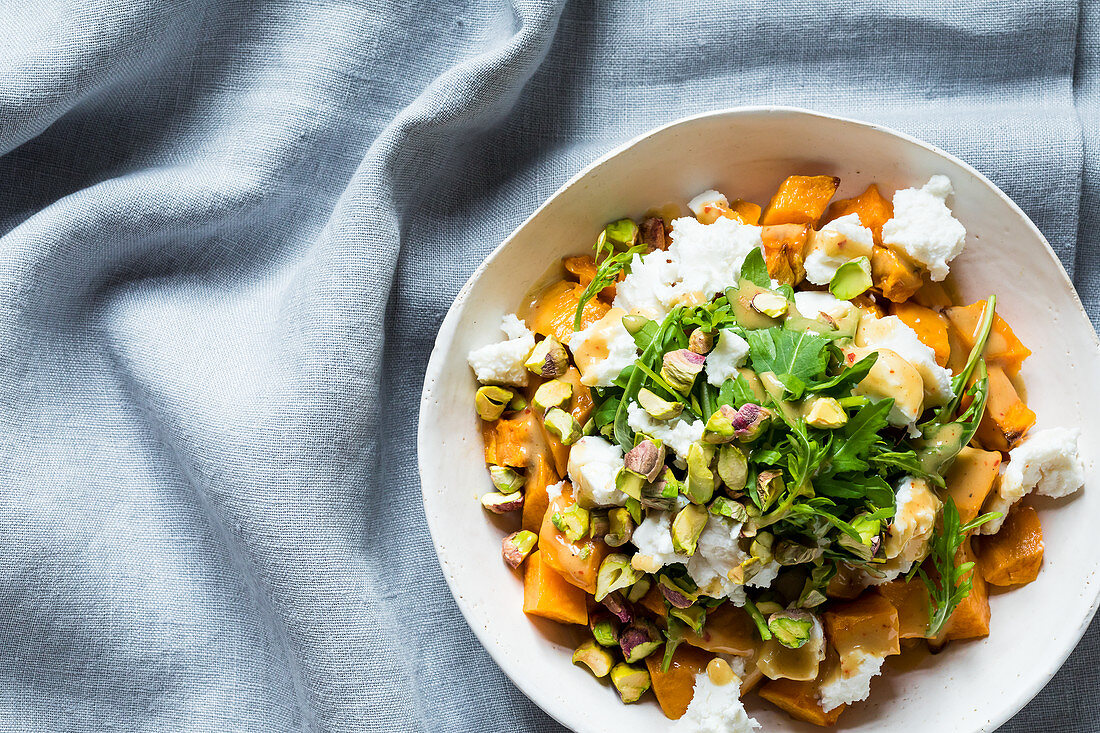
(464, 173, 1085, 730)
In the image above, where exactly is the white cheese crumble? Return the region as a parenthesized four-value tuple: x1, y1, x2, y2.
(631, 510, 689, 570)
(871, 476, 941, 584)
(565, 307, 638, 388)
(687, 516, 749, 604)
(706, 329, 751, 387)
(981, 427, 1085, 534)
(746, 559, 781, 589)
(881, 175, 966, 282)
(676, 671, 761, 733)
(467, 314, 535, 386)
(688, 189, 730, 217)
(857, 315, 954, 407)
(545, 480, 566, 502)
(817, 650, 887, 712)
(626, 402, 706, 462)
(667, 216, 763, 306)
(803, 214, 875, 286)
(566, 436, 627, 507)
(612, 250, 679, 321)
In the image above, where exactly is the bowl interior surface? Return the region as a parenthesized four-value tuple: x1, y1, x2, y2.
(418, 107, 1100, 733)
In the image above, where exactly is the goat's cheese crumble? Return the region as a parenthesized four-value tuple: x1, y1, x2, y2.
(566, 307, 638, 387)
(882, 175, 966, 282)
(857, 315, 954, 406)
(982, 427, 1085, 534)
(872, 476, 941, 584)
(706, 329, 751, 387)
(676, 671, 761, 733)
(567, 436, 627, 507)
(627, 402, 706, 462)
(804, 214, 875, 286)
(818, 650, 887, 712)
(467, 314, 535, 386)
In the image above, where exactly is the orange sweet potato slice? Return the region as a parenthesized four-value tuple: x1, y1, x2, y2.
(875, 580, 932, 639)
(482, 411, 538, 468)
(943, 446, 1002, 525)
(522, 454, 559, 533)
(912, 279, 954, 308)
(760, 224, 809, 285)
(943, 300, 1031, 378)
(975, 365, 1036, 452)
(822, 183, 893, 245)
(977, 504, 1044, 587)
(759, 677, 846, 727)
(890, 301, 950, 367)
(871, 245, 922, 303)
(929, 540, 990, 648)
(731, 199, 762, 225)
(823, 593, 900, 659)
(760, 175, 841, 226)
(522, 550, 588, 626)
(683, 603, 757, 656)
(638, 584, 668, 618)
(563, 255, 618, 301)
(538, 484, 610, 594)
(645, 643, 714, 720)
(526, 280, 610, 343)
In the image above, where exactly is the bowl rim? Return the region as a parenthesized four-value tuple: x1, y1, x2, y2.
(417, 104, 1100, 732)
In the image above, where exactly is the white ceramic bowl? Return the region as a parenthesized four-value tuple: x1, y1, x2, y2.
(418, 107, 1100, 732)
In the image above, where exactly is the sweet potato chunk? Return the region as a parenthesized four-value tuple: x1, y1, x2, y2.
(975, 365, 1036, 452)
(638, 584, 667, 618)
(890, 301, 950, 367)
(522, 550, 588, 626)
(977, 504, 1044, 587)
(822, 183, 893, 245)
(731, 199, 762, 225)
(875, 580, 931, 639)
(539, 484, 610, 594)
(912, 279, 954, 308)
(645, 643, 713, 720)
(823, 593, 900, 659)
(759, 678, 846, 727)
(482, 411, 538, 468)
(522, 454, 559, 533)
(683, 603, 757, 656)
(526, 280, 610, 343)
(929, 540, 990, 648)
(944, 446, 1002, 525)
(760, 224, 809, 285)
(563, 256, 618, 301)
(760, 175, 840, 226)
(943, 300, 1031, 378)
(871, 245, 922, 303)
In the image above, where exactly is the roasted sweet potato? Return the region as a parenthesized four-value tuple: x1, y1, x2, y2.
(912, 279, 954, 308)
(731, 199, 762, 225)
(871, 245, 922, 303)
(539, 484, 610, 594)
(563, 256, 618, 301)
(943, 300, 1031, 378)
(523, 550, 588, 626)
(645, 643, 713, 720)
(822, 183, 893, 245)
(526, 280, 610, 343)
(760, 224, 809, 285)
(759, 677, 846, 727)
(760, 175, 841, 226)
(977, 504, 1043, 587)
(944, 446, 1002, 525)
(975, 365, 1036, 452)
(823, 593, 900, 659)
(522, 454, 559, 533)
(875, 580, 931, 639)
(683, 603, 757, 656)
(482, 410, 538, 468)
(890, 301, 950, 367)
(929, 540, 990, 648)
(639, 584, 667, 618)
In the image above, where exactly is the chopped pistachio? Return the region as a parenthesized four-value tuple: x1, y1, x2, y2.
(804, 395, 847, 429)
(600, 592, 634, 624)
(524, 336, 569, 378)
(610, 663, 651, 704)
(589, 509, 610, 539)
(767, 610, 816, 649)
(552, 503, 589, 542)
(661, 349, 706, 392)
(755, 600, 784, 616)
(755, 469, 784, 509)
(596, 553, 641, 602)
(709, 496, 749, 523)
(731, 403, 772, 442)
(489, 465, 523, 494)
(501, 530, 537, 569)
(750, 532, 775, 563)
(626, 576, 651, 604)
(475, 385, 514, 421)
(838, 513, 883, 561)
(507, 393, 527, 411)
(572, 638, 614, 678)
(604, 218, 640, 250)
(829, 255, 873, 300)
(480, 491, 523, 514)
(750, 290, 789, 318)
(671, 504, 709, 556)
(684, 442, 716, 504)
(532, 379, 573, 412)
(619, 618, 662, 663)
(637, 387, 684, 420)
(702, 405, 738, 444)
(623, 439, 665, 482)
(688, 328, 714, 354)
(669, 604, 706, 634)
(624, 498, 643, 525)
(590, 612, 621, 647)
(544, 407, 581, 445)
(640, 216, 667, 250)
(614, 467, 645, 501)
(605, 507, 635, 547)
(581, 417, 596, 436)
(716, 443, 748, 492)
(774, 539, 821, 566)
(657, 573, 699, 609)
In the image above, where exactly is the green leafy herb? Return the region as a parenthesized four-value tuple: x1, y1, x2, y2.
(745, 328, 831, 399)
(573, 243, 646, 329)
(743, 596, 773, 641)
(739, 248, 771, 288)
(825, 399, 893, 473)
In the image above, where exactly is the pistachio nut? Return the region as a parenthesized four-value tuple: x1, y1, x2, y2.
(837, 513, 883, 561)
(684, 442, 716, 504)
(688, 328, 714, 354)
(588, 509, 610, 539)
(532, 379, 573, 412)
(625, 576, 651, 604)
(475, 385, 514, 421)
(750, 531, 775, 563)
(671, 504, 709, 556)
(489, 465, 523, 494)
(619, 618, 662, 663)
(829, 255, 873, 300)
(480, 491, 523, 514)
(507, 393, 527, 411)
(610, 663, 652, 704)
(661, 349, 706, 392)
(708, 496, 749, 523)
(640, 215, 667, 250)
(600, 591, 634, 624)
(501, 530, 537, 569)
(668, 604, 706, 634)
(731, 403, 772, 442)
(657, 573, 699, 609)
(572, 638, 614, 678)
(544, 407, 581, 445)
(623, 439, 665, 482)
(595, 553, 641, 602)
(702, 405, 738, 444)
(589, 612, 621, 648)
(524, 336, 569, 378)
(604, 218, 640, 250)
(750, 290, 789, 318)
(755, 469, 785, 509)
(614, 467, 645, 501)
(716, 443, 748, 492)
(624, 497, 643, 525)
(604, 507, 635, 548)
(767, 610, 816, 649)
(637, 387, 684, 420)
(803, 395, 847, 429)
(551, 502, 589, 542)
(774, 539, 821, 566)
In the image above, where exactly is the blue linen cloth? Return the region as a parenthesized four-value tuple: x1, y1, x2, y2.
(1, 0, 1097, 730)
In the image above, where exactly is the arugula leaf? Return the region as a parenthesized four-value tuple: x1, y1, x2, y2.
(913, 498, 1000, 637)
(612, 308, 683, 450)
(746, 328, 831, 399)
(591, 394, 620, 431)
(805, 352, 877, 396)
(814, 473, 895, 508)
(716, 374, 758, 409)
(573, 243, 646, 329)
(739, 248, 770, 288)
(825, 399, 893, 473)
